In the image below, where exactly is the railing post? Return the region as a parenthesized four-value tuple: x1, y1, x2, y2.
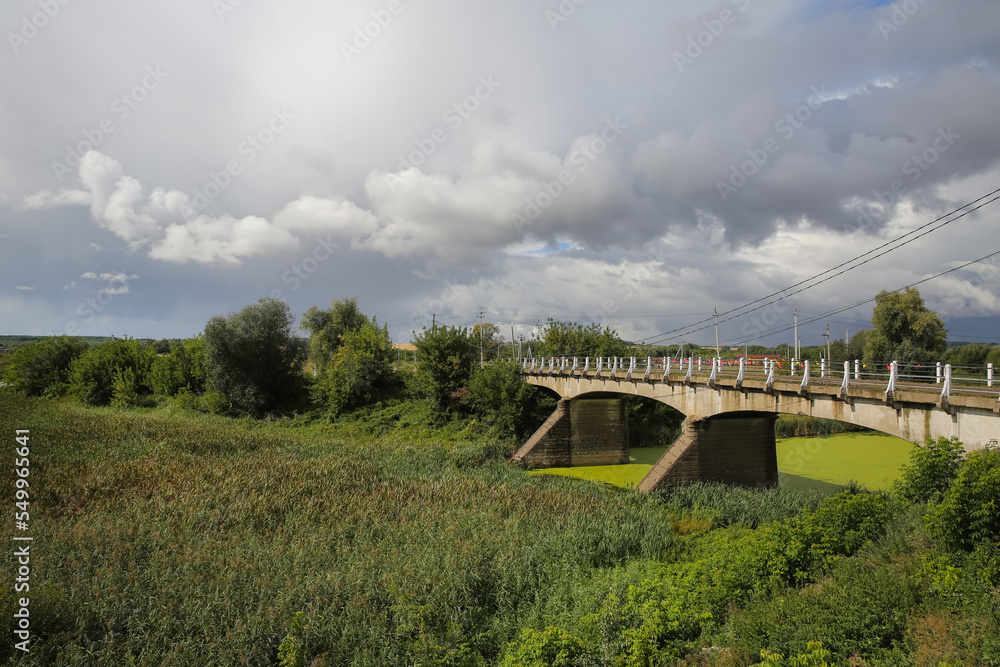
(854, 359, 860, 380)
(571, 357, 578, 374)
(708, 358, 718, 385)
(583, 357, 590, 375)
(821, 358, 826, 378)
(626, 357, 635, 379)
(560, 357, 566, 372)
(736, 357, 745, 388)
(596, 357, 603, 377)
(644, 356, 651, 380)
(610, 357, 618, 379)
(989, 362, 994, 388)
(664, 356, 672, 377)
(840, 361, 850, 398)
(885, 360, 897, 402)
(685, 356, 694, 383)
(800, 360, 810, 393)
(697, 357, 702, 371)
(941, 364, 952, 408)
(936, 362, 942, 385)
(765, 359, 775, 392)
(791, 358, 796, 377)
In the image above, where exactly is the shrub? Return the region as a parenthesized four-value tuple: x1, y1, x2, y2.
(313, 323, 399, 413)
(468, 361, 542, 440)
(499, 626, 591, 667)
(753, 641, 832, 666)
(68, 339, 156, 406)
(413, 325, 477, 410)
(925, 443, 1000, 551)
(2, 336, 88, 397)
(149, 337, 205, 396)
(893, 436, 966, 503)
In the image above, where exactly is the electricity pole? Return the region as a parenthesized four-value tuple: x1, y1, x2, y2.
(478, 308, 485, 368)
(823, 324, 831, 363)
(793, 309, 799, 361)
(714, 307, 720, 360)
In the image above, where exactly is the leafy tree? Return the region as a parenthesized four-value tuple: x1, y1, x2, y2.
(925, 442, 1000, 551)
(203, 298, 303, 416)
(315, 322, 399, 413)
(944, 342, 994, 367)
(413, 325, 477, 410)
(863, 288, 946, 364)
(535, 318, 627, 358)
(2, 336, 88, 397)
(468, 361, 543, 440)
(69, 339, 156, 406)
(847, 330, 871, 361)
(149, 337, 206, 396)
(892, 436, 966, 503)
(300, 297, 370, 374)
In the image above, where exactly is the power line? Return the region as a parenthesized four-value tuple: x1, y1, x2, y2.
(721, 248, 1000, 347)
(638, 186, 1000, 346)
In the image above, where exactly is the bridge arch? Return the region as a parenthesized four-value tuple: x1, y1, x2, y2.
(517, 368, 1000, 491)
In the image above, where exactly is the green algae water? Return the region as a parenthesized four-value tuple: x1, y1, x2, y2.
(528, 432, 916, 491)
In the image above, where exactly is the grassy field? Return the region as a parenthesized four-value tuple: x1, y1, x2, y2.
(529, 432, 915, 492)
(1, 396, 994, 666)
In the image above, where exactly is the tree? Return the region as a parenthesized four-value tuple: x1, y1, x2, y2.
(413, 325, 477, 410)
(847, 330, 871, 360)
(534, 319, 627, 358)
(149, 337, 206, 396)
(203, 298, 303, 416)
(314, 322, 399, 413)
(863, 288, 946, 364)
(472, 322, 504, 361)
(925, 442, 1000, 551)
(300, 297, 371, 374)
(69, 339, 156, 406)
(2, 336, 89, 397)
(468, 361, 545, 440)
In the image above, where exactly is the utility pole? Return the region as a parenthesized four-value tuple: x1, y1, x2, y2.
(793, 309, 799, 361)
(823, 324, 831, 363)
(714, 307, 720, 360)
(518, 334, 525, 360)
(478, 308, 485, 369)
(511, 326, 515, 360)
(432, 313, 436, 333)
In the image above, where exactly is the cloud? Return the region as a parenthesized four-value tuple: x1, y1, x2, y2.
(15, 286, 36, 291)
(22, 152, 298, 265)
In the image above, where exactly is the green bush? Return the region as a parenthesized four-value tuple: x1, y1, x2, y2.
(753, 641, 832, 666)
(500, 626, 591, 667)
(893, 436, 966, 503)
(313, 323, 399, 414)
(68, 339, 156, 406)
(468, 361, 547, 440)
(149, 337, 205, 396)
(413, 325, 477, 410)
(925, 443, 1000, 551)
(2, 336, 88, 397)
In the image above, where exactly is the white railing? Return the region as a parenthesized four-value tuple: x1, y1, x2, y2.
(517, 355, 1000, 403)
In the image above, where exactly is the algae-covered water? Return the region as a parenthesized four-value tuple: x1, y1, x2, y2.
(528, 432, 915, 492)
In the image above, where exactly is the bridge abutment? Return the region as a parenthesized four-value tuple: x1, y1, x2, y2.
(637, 412, 779, 492)
(510, 397, 630, 468)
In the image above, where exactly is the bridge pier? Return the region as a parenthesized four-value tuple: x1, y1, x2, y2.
(637, 412, 779, 492)
(510, 397, 630, 468)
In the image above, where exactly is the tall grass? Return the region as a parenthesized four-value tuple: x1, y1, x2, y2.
(0, 397, 678, 665)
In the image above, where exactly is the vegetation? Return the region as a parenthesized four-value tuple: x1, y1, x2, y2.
(68, 338, 156, 407)
(864, 287, 947, 364)
(202, 297, 304, 416)
(533, 318, 628, 358)
(300, 297, 370, 375)
(2, 390, 999, 665)
(2, 296, 998, 665)
(1, 336, 88, 397)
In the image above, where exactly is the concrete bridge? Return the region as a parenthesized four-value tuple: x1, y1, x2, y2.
(512, 356, 1000, 491)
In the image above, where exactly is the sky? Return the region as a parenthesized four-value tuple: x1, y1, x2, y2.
(2, 0, 1000, 349)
